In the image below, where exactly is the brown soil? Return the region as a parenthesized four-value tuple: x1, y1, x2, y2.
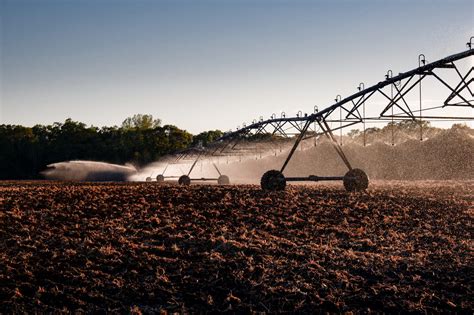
(1, 181, 472, 313)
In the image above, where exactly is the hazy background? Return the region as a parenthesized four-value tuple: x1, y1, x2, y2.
(1, 0, 473, 134)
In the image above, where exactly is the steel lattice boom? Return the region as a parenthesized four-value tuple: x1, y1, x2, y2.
(153, 39, 474, 190)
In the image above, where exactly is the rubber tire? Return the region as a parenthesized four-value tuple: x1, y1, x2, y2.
(156, 174, 165, 182)
(261, 170, 286, 191)
(343, 168, 369, 192)
(145, 177, 152, 182)
(217, 175, 230, 185)
(178, 175, 191, 186)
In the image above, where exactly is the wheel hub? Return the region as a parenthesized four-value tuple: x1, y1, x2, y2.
(218, 175, 230, 185)
(343, 168, 369, 192)
(178, 175, 191, 186)
(261, 170, 286, 191)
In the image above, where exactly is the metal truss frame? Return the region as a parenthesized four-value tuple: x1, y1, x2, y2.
(151, 40, 474, 189)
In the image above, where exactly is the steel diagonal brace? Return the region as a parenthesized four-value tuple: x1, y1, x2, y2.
(451, 64, 474, 97)
(187, 152, 204, 176)
(319, 119, 353, 171)
(269, 122, 281, 135)
(323, 108, 336, 120)
(206, 140, 227, 156)
(175, 152, 187, 161)
(225, 129, 251, 153)
(430, 71, 473, 106)
(378, 75, 425, 119)
(212, 162, 222, 176)
(378, 75, 416, 117)
(323, 121, 360, 132)
(288, 120, 305, 132)
(346, 90, 377, 119)
(270, 121, 288, 137)
(220, 130, 249, 153)
(344, 97, 366, 120)
(338, 105, 351, 118)
(392, 80, 417, 117)
(255, 122, 268, 135)
(440, 67, 474, 106)
(348, 100, 363, 121)
(340, 104, 364, 122)
(217, 140, 232, 154)
(161, 164, 169, 176)
(444, 77, 474, 105)
(280, 120, 312, 173)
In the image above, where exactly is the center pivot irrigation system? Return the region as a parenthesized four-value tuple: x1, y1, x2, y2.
(150, 38, 474, 191)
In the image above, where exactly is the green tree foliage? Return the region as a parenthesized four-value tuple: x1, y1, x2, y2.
(0, 115, 192, 179)
(122, 114, 161, 130)
(344, 120, 441, 145)
(394, 119, 431, 131)
(347, 129, 361, 139)
(192, 130, 223, 147)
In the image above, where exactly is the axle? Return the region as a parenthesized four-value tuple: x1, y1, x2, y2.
(286, 175, 345, 182)
(261, 169, 369, 192)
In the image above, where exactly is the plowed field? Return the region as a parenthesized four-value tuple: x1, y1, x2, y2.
(1, 181, 473, 313)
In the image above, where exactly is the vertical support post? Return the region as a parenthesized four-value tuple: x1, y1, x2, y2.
(391, 82, 394, 145)
(357, 83, 365, 146)
(340, 107, 343, 145)
(418, 54, 426, 141)
(363, 102, 366, 146)
(297, 110, 303, 130)
(386, 71, 396, 145)
(314, 122, 317, 146)
(335, 95, 342, 145)
(314, 106, 319, 147)
(391, 83, 395, 145)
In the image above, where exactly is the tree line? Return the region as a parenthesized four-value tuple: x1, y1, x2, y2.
(1, 114, 471, 180)
(0, 115, 222, 179)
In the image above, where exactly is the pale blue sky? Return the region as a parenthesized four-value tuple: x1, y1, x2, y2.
(1, 0, 473, 133)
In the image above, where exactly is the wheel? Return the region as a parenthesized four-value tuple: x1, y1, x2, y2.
(178, 175, 191, 186)
(343, 168, 369, 192)
(217, 175, 230, 185)
(261, 170, 286, 191)
(156, 174, 165, 182)
(145, 177, 152, 182)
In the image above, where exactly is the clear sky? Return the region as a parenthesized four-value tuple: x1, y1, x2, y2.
(1, 0, 473, 133)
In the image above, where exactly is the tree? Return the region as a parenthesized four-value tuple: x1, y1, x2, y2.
(192, 130, 223, 147)
(122, 114, 161, 130)
(396, 119, 431, 131)
(451, 123, 469, 131)
(347, 129, 361, 139)
(164, 125, 193, 151)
